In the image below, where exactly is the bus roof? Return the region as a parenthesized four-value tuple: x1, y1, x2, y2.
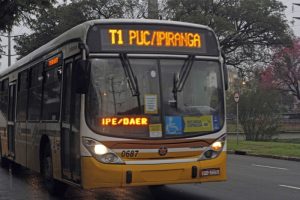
(0, 19, 214, 78)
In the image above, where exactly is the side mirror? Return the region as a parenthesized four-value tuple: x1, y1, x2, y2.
(221, 51, 229, 91)
(57, 68, 62, 81)
(74, 60, 91, 94)
(223, 63, 229, 91)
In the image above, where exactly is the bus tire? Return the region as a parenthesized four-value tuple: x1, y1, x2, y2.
(0, 157, 9, 168)
(41, 142, 67, 196)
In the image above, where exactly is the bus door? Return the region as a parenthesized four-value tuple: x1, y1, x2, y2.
(61, 59, 81, 183)
(7, 82, 16, 158)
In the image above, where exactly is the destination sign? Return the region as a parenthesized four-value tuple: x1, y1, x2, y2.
(87, 24, 219, 55)
(107, 29, 202, 48)
(100, 117, 148, 126)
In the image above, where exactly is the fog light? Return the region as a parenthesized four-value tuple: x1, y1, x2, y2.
(100, 153, 120, 163)
(204, 150, 213, 158)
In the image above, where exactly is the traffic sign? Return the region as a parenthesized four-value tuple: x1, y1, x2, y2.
(234, 92, 239, 103)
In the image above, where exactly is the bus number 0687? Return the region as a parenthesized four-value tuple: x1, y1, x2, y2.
(121, 150, 139, 158)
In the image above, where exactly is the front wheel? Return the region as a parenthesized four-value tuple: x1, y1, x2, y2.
(0, 157, 9, 168)
(41, 143, 67, 195)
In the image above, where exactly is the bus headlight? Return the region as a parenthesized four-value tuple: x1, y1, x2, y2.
(199, 135, 226, 161)
(83, 138, 124, 164)
(94, 144, 108, 155)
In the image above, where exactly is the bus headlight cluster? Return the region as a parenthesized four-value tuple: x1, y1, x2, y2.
(199, 135, 226, 161)
(83, 138, 124, 164)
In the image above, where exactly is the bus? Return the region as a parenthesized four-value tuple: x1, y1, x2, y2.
(0, 19, 228, 193)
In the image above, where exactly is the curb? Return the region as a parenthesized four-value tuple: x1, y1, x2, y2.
(227, 150, 300, 162)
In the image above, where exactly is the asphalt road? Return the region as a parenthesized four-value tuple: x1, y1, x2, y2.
(0, 155, 299, 200)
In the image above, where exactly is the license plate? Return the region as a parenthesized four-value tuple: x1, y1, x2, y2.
(200, 168, 220, 177)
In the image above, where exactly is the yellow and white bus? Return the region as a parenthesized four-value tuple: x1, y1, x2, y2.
(0, 19, 228, 193)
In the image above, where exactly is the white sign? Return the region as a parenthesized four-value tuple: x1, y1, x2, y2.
(234, 92, 240, 103)
(144, 94, 158, 114)
(149, 124, 162, 138)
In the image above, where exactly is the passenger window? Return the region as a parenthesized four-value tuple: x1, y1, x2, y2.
(28, 64, 43, 121)
(17, 70, 29, 121)
(42, 67, 61, 121)
(0, 79, 9, 120)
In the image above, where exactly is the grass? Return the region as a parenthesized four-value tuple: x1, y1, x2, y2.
(227, 139, 300, 158)
(227, 121, 300, 133)
(272, 138, 300, 144)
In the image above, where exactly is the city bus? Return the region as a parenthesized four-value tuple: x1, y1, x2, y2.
(0, 19, 228, 193)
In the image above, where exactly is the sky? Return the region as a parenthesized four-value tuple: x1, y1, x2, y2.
(1, 0, 300, 71)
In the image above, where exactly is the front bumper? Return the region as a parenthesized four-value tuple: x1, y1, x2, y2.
(81, 152, 227, 189)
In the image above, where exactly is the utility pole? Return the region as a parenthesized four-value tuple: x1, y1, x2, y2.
(293, 3, 300, 20)
(0, 32, 21, 67)
(148, 0, 159, 19)
(8, 32, 11, 66)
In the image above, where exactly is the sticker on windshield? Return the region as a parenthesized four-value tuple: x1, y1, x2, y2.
(144, 94, 158, 114)
(213, 115, 220, 131)
(165, 116, 183, 135)
(149, 124, 162, 138)
(183, 116, 213, 132)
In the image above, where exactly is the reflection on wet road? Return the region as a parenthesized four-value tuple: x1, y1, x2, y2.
(1, 155, 300, 200)
(0, 165, 214, 200)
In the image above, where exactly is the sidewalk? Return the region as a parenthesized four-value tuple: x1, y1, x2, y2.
(228, 150, 300, 162)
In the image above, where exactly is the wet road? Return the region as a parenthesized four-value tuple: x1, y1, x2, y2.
(1, 155, 299, 200)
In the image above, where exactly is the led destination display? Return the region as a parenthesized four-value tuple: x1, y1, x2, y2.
(108, 29, 202, 48)
(101, 117, 148, 126)
(87, 24, 219, 55)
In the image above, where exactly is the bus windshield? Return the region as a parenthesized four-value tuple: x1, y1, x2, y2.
(86, 57, 224, 139)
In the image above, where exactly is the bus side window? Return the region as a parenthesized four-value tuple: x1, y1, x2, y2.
(0, 81, 2, 117)
(28, 63, 43, 121)
(17, 70, 29, 121)
(0, 79, 9, 121)
(42, 67, 61, 121)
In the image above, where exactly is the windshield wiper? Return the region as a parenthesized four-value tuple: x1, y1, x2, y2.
(175, 55, 195, 92)
(172, 55, 195, 108)
(120, 53, 142, 113)
(120, 53, 139, 96)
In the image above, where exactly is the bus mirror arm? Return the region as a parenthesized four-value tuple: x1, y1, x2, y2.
(78, 42, 90, 58)
(223, 63, 229, 91)
(74, 60, 91, 94)
(221, 51, 229, 91)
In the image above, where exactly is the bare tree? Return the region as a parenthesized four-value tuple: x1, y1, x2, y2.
(270, 40, 300, 100)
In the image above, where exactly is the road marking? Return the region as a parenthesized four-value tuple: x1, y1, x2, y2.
(252, 164, 288, 171)
(279, 185, 300, 190)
